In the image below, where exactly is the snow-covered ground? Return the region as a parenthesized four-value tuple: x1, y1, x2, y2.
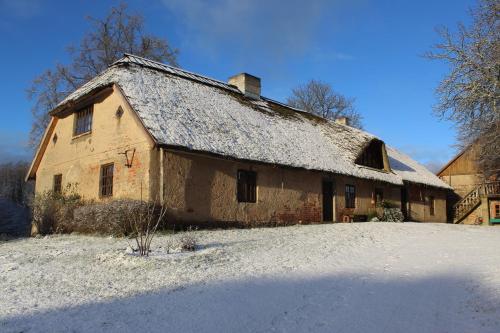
(1, 222, 499, 332)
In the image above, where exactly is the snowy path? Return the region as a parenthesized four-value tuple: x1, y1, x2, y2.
(1, 223, 499, 332)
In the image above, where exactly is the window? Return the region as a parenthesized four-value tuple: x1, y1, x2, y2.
(74, 105, 93, 136)
(237, 170, 256, 203)
(429, 196, 435, 216)
(495, 204, 500, 218)
(355, 139, 385, 170)
(53, 174, 62, 194)
(345, 184, 356, 208)
(100, 163, 114, 197)
(374, 188, 383, 206)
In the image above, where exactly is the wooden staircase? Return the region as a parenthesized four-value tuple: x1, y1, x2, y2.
(453, 181, 500, 224)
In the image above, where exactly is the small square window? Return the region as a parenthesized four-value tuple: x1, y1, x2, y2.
(74, 105, 93, 136)
(237, 170, 257, 203)
(53, 174, 62, 194)
(100, 163, 114, 197)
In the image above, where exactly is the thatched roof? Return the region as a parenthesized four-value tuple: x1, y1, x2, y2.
(56, 54, 450, 189)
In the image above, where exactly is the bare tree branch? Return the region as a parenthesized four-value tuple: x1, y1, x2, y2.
(27, 2, 178, 148)
(424, 0, 499, 177)
(286, 79, 363, 129)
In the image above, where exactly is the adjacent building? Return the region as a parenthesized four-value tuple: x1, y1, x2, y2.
(437, 145, 500, 225)
(27, 54, 451, 226)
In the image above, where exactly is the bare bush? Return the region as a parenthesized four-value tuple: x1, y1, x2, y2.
(71, 199, 147, 236)
(127, 200, 167, 256)
(31, 192, 170, 244)
(31, 184, 83, 235)
(164, 237, 176, 254)
(178, 227, 198, 252)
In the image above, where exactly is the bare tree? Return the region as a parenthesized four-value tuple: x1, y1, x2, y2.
(287, 79, 363, 129)
(28, 3, 178, 147)
(425, 0, 499, 177)
(0, 162, 32, 206)
(0, 162, 33, 236)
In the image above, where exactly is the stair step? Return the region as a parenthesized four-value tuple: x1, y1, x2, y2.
(452, 181, 500, 223)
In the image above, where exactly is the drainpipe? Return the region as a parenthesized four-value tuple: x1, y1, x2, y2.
(159, 147, 164, 203)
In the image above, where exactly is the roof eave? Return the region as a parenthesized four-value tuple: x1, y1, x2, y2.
(49, 84, 114, 118)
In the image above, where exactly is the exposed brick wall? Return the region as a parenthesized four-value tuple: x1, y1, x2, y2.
(270, 201, 322, 225)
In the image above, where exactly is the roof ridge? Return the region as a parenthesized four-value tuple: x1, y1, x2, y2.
(261, 97, 372, 135)
(113, 53, 241, 93)
(114, 54, 347, 124)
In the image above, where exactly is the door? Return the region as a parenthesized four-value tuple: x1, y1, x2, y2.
(400, 187, 408, 221)
(489, 200, 500, 224)
(322, 181, 334, 222)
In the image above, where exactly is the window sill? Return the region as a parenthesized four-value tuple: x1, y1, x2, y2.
(357, 165, 391, 173)
(72, 131, 92, 141)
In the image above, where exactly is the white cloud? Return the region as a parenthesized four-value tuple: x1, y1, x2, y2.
(162, 0, 357, 67)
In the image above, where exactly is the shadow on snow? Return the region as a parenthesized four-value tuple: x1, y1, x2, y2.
(1, 273, 499, 333)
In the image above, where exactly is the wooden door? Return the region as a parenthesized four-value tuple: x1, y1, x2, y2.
(322, 181, 334, 222)
(401, 187, 408, 220)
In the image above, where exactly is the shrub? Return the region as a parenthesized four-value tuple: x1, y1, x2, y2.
(71, 199, 147, 236)
(32, 189, 169, 237)
(381, 208, 404, 222)
(32, 184, 83, 235)
(377, 200, 397, 209)
(179, 227, 198, 252)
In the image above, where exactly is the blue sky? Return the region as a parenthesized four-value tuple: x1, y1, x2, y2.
(0, 0, 475, 170)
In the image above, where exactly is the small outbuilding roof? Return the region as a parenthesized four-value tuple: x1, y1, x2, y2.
(53, 54, 450, 189)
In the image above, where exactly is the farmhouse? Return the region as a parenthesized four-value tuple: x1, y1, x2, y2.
(27, 54, 451, 226)
(437, 145, 500, 225)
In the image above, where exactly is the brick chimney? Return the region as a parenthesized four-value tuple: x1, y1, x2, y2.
(228, 73, 261, 100)
(335, 116, 350, 126)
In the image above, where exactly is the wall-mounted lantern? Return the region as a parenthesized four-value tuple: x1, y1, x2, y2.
(119, 148, 136, 168)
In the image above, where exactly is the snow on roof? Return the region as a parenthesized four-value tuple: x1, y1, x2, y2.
(58, 55, 451, 189)
(386, 147, 451, 189)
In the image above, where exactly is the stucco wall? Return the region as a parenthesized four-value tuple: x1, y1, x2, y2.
(162, 150, 447, 226)
(406, 184, 447, 223)
(35, 86, 155, 201)
(332, 175, 400, 221)
(163, 150, 322, 226)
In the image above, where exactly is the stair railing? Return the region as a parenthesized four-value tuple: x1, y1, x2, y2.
(453, 181, 500, 223)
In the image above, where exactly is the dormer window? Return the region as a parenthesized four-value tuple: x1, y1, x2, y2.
(356, 139, 388, 170)
(74, 105, 93, 136)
